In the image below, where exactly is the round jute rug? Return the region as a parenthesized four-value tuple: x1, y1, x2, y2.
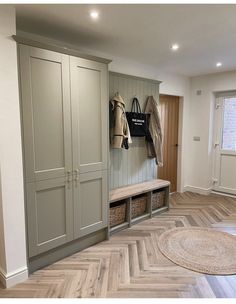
(158, 227, 236, 275)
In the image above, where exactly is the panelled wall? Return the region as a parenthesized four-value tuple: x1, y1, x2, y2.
(109, 72, 161, 189)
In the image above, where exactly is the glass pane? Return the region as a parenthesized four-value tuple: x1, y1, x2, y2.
(222, 97, 236, 150)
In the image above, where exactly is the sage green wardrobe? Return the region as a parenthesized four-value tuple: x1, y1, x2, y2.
(19, 44, 109, 260)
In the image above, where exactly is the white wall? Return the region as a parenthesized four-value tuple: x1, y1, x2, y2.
(0, 6, 28, 287)
(185, 70, 236, 193)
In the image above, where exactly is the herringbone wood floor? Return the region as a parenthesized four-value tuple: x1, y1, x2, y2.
(1, 191, 236, 298)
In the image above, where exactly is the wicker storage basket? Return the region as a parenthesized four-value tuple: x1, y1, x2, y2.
(110, 202, 126, 227)
(152, 190, 165, 210)
(131, 196, 147, 219)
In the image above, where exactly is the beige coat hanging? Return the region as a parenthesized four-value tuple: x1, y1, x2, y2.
(145, 95, 163, 166)
(110, 93, 132, 149)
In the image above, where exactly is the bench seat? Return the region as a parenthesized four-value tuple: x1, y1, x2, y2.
(109, 179, 170, 203)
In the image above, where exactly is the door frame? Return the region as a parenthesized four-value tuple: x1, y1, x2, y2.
(158, 94, 184, 193)
(177, 96, 184, 192)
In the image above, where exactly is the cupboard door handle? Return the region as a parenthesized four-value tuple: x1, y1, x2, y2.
(73, 169, 79, 187)
(67, 171, 72, 183)
(75, 169, 79, 181)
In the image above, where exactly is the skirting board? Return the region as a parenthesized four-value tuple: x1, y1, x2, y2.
(183, 185, 212, 195)
(0, 266, 28, 288)
(211, 190, 236, 199)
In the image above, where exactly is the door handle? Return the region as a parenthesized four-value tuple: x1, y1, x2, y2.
(67, 171, 72, 181)
(74, 169, 79, 181)
(66, 171, 72, 188)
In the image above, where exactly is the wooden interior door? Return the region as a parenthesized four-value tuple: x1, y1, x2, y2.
(158, 94, 179, 192)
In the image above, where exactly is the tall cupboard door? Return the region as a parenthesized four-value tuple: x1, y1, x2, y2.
(19, 45, 73, 182)
(19, 45, 74, 257)
(70, 56, 108, 174)
(70, 56, 109, 237)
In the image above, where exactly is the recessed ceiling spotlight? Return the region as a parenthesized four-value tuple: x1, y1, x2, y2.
(90, 10, 99, 20)
(216, 62, 222, 67)
(171, 44, 179, 51)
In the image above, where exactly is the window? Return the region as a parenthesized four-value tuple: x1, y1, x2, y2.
(222, 97, 236, 151)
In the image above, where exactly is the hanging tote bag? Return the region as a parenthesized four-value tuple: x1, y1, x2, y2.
(126, 97, 148, 137)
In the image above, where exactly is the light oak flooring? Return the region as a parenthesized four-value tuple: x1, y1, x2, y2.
(1, 191, 236, 298)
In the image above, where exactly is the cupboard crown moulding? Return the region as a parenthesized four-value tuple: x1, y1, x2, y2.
(12, 35, 112, 65)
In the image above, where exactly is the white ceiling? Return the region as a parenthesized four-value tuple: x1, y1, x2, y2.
(15, 4, 236, 77)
